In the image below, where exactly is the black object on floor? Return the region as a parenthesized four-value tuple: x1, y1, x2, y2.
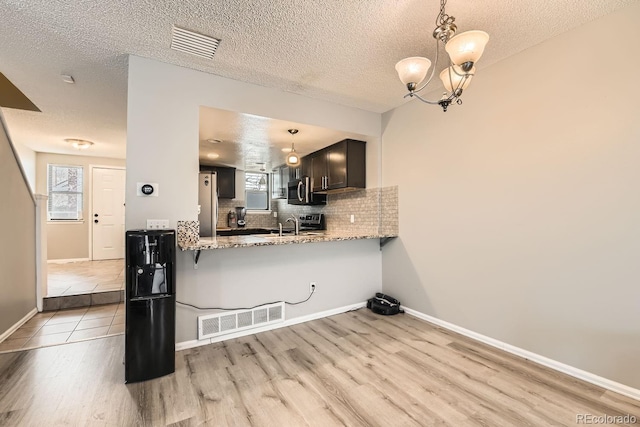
(367, 292, 404, 315)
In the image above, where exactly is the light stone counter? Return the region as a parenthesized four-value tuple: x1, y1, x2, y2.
(178, 231, 397, 251)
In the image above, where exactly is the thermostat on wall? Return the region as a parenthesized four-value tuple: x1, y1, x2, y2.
(136, 182, 159, 197)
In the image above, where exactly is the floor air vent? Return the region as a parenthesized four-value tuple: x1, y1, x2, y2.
(198, 302, 285, 340)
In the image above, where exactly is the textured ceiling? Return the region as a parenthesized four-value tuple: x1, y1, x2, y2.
(0, 0, 633, 161)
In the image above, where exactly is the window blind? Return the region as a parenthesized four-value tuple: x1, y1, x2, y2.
(47, 164, 84, 220)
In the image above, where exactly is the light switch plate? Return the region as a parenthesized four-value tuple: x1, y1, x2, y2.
(147, 219, 169, 229)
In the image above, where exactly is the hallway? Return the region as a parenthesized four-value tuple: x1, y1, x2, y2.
(47, 259, 124, 297)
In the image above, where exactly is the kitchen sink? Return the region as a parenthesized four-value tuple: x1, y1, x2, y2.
(261, 234, 294, 239)
(261, 231, 325, 239)
(216, 228, 272, 236)
(216, 228, 298, 236)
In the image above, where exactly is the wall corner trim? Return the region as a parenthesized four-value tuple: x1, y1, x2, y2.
(402, 307, 640, 402)
(0, 111, 35, 204)
(0, 308, 37, 344)
(176, 301, 367, 352)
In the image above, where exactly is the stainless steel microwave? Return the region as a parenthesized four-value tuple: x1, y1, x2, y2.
(287, 177, 326, 205)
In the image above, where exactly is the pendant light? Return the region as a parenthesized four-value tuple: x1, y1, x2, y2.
(257, 163, 267, 186)
(285, 129, 301, 167)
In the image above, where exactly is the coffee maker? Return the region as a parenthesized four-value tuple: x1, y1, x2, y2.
(235, 206, 246, 227)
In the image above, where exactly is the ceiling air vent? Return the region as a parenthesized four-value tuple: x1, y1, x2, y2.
(170, 26, 220, 59)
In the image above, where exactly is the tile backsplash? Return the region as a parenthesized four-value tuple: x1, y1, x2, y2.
(213, 186, 398, 235)
(212, 186, 398, 235)
(276, 186, 398, 236)
(217, 199, 278, 229)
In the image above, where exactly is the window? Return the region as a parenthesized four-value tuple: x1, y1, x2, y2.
(47, 164, 84, 220)
(245, 172, 269, 210)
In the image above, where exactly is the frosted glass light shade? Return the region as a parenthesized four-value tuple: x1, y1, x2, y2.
(286, 149, 300, 167)
(395, 57, 432, 87)
(439, 65, 475, 92)
(445, 31, 489, 66)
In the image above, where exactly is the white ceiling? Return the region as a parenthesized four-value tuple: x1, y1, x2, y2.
(0, 0, 633, 163)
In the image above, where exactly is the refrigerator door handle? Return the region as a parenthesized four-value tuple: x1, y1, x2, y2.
(214, 189, 218, 235)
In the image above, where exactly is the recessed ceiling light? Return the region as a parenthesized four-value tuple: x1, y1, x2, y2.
(207, 152, 219, 159)
(65, 138, 93, 149)
(206, 139, 221, 144)
(61, 74, 75, 84)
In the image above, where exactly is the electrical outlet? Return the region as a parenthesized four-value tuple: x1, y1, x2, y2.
(310, 282, 316, 293)
(350, 214, 355, 223)
(273, 211, 278, 218)
(147, 219, 169, 229)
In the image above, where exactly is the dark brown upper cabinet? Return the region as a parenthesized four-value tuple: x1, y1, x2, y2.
(308, 139, 366, 193)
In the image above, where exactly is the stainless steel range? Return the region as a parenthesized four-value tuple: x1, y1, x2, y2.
(297, 213, 326, 231)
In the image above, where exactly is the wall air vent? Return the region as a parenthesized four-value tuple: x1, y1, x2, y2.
(198, 302, 285, 340)
(170, 26, 220, 60)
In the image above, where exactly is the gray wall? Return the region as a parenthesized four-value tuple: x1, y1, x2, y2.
(126, 56, 383, 343)
(177, 239, 381, 342)
(381, 3, 640, 389)
(0, 113, 36, 335)
(35, 152, 125, 260)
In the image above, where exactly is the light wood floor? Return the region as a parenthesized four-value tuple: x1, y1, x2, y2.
(0, 309, 638, 426)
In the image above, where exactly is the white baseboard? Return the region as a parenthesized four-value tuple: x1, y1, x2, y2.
(176, 301, 367, 352)
(47, 258, 90, 264)
(0, 308, 38, 343)
(402, 307, 640, 402)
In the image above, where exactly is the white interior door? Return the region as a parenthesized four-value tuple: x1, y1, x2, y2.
(92, 167, 126, 260)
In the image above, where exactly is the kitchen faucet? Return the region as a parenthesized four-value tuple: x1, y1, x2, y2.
(286, 214, 299, 235)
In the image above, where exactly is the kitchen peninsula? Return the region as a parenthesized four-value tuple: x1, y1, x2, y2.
(177, 186, 399, 254)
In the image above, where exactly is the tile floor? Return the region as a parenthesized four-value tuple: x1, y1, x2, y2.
(0, 303, 124, 353)
(47, 259, 124, 297)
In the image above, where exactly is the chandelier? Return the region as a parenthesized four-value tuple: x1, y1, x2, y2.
(395, 0, 489, 112)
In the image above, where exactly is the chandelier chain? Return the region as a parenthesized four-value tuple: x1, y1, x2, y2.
(436, 0, 449, 27)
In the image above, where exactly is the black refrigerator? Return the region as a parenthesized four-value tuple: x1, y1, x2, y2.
(125, 229, 176, 383)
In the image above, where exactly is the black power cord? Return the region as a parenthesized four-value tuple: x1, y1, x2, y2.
(176, 288, 314, 311)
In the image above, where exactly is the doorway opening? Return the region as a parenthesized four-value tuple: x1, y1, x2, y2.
(43, 166, 126, 311)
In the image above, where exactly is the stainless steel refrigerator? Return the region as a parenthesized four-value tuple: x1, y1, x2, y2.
(198, 171, 218, 237)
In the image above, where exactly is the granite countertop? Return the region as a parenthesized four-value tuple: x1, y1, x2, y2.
(178, 231, 397, 251)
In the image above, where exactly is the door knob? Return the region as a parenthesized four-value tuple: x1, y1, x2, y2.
(94, 219, 99, 223)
